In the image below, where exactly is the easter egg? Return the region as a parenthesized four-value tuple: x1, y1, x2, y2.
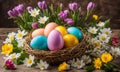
(63, 34, 79, 47)
(55, 26, 68, 36)
(44, 22, 58, 36)
(31, 28, 44, 38)
(47, 30, 64, 51)
(67, 27, 83, 40)
(30, 36, 48, 50)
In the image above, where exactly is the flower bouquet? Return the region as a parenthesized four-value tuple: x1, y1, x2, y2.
(1, 1, 120, 71)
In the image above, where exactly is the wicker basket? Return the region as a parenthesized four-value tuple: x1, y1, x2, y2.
(23, 30, 90, 65)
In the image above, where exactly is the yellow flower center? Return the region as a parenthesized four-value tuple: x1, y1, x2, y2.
(40, 19, 46, 23)
(105, 31, 109, 35)
(11, 54, 16, 60)
(94, 41, 101, 47)
(18, 33, 23, 38)
(84, 58, 88, 63)
(114, 51, 118, 54)
(76, 61, 81, 66)
(9, 36, 14, 41)
(32, 12, 37, 17)
(91, 29, 95, 33)
(101, 36, 106, 41)
(27, 59, 32, 64)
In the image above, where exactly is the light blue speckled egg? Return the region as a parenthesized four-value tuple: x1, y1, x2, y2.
(67, 27, 83, 40)
(30, 35, 48, 50)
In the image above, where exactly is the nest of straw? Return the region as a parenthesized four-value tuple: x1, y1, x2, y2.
(23, 29, 90, 65)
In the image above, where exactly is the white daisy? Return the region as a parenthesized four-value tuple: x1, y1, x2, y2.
(91, 38, 102, 48)
(4, 53, 21, 60)
(100, 28, 112, 36)
(37, 60, 49, 70)
(88, 27, 98, 34)
(68, 58, 76, 67)
(3, 32, 16, 44)
(17, 39, 25, 47)
(97, 22, 105, 27)
(3, 38, 11, 44)
(110, 47, 120, 57)
(24, 55, 35, 67)
(15, 30, 27, 40)
(74, 58, 85, 69)
(98, 33, 110, 43)
(38, 16, 49, 24)
(92, 48, 105, 56)
(29, 8, 40, 17)
(81, 55, 91, 64)
(8, 32, 16, 41)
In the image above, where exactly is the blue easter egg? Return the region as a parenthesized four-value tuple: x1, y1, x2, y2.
(30, 35, 48, 50)
(67, 27, 83, 40)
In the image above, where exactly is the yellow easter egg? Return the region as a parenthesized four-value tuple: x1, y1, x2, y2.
(55, 26, 67, 36)
(63, 34, 79, 47)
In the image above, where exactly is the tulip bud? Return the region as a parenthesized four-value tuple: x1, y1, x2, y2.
(87, 2, 95, 11)
(69, 2, 78, 11)
(7, 10, 16, 17)
(27, 6, 33, 11)
(32, 22, 38, 28)
(38, 1, 47, 9)
(64, 18, 74, 25)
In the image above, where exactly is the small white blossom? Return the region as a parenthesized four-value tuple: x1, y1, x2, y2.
(88, 27, 98, 34)
(110, 47, 120, 57)
(81, 55, 91, 64)
(100, 28, 112, 36)
(98, 33, 110, 43)
(38, 16, 49, 24)
(68, 58, 76, 67)
(37, 60, 49, 70)
(24, 55, 35, 67)
(4, 53, 21, 60)
(91, 38, 102, 48)
(73, 58, 85, 69)
(17, 39, 25, 47)
(15, 30, 27, 40)
(29, 8, 40, 17)
(97, 22, 105, 27)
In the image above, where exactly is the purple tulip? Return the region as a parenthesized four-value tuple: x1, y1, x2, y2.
(64, 18, 74, 25)
(38, 1, 47, 9)
(7, 10, 16, 17)
(58, 11, 67, 19)
(27, 6, 33, 11)
(17, 4, 25, 14)
(69, 2, 78, 11)
(60, 3, 63, 8)
(32, 22, 38, 28)
(87, 2, 95, 11)
(12, 7, 19, 16)
(4, 59, 16, 70)
(64, 10, 69, 15)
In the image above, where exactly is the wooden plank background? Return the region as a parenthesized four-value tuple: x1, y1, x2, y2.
(0, 0, 120, 29)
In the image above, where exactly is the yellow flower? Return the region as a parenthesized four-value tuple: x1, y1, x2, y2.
(93, 14, 98, 20)
(101, 53, 113, 63)
(93, 58, 102, 69)
(58, 62, 69, 72)
(1, 44, 13, 55)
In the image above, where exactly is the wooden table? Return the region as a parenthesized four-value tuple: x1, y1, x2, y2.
(0, 28, 120, 72)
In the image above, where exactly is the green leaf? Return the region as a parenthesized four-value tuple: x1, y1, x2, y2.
(104, 19, 110, 28)
(84, 65, 95, 72)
